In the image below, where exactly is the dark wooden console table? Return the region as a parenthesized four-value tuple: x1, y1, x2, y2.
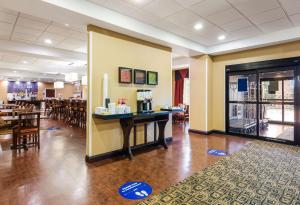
(92, 111, 170, 160)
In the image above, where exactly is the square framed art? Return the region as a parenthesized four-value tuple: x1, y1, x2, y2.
(147, 71, 158, 85)
(119, 67, 132, 83)
(134, 69, 146, 84)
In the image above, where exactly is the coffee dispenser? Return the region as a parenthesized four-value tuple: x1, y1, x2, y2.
(137, 90, 153, 113)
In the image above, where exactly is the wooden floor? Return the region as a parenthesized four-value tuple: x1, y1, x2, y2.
(0, 120, 251, 205)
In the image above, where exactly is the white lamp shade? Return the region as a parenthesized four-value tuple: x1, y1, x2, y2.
(54, 81, 64, 89)
(65, 73, 78, 82)
(81, 75, 87, 85)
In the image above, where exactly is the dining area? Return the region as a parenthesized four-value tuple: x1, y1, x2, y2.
(0, 101, 44, 152)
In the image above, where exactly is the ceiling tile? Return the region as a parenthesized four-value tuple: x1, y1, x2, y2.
(17, 16, 49, 31)
(0, 30, 10, 40)
(206, 8, 243, 25)
(190, 0, 231, 17)
(165, 9, 203, 28)
(228, 0, 280, 16)
(279, 0, 300, 15)
(2, 53, 21, 63)
(258, 17, 293, 32)
(175, 0, 205, 8)
(0, 7, 18, 15)
(12, 32, 38, 42)
(46, 24, 73, 37)
(0, 21, 13, 32)
(143, 0, 183, 18)
(248, 7, 286, 25)
(221, 18, 252, 32)
(123, 0, 153, 7)
(14, 25, 43, 37)
(56, 38, 86, 51)
(19, 13, 51, 24)
(229, 26, 261, 40)
(70, 31, 87, 41)
(0, 11, 17, 24)
(290, 13, 300, 26)
(198, 24, 225, 39)
(38, 32, 66, 42)
(126, 7, 161, 24)
(87, 0, 107, 5)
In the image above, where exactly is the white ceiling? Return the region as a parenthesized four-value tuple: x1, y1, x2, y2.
(87, 0, 299, 46)
(0, 7, 87, 52)
(0, 6, 87, 81)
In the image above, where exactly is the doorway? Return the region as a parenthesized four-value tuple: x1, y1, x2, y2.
(225, 57, 300, 145)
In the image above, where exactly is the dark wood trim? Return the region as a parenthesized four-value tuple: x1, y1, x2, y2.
(188, 129, 213, 135)
(188, 129, 226, 135)
(87, 25, 172, 52)
(133, 125, 137, 146)
(85, 137, 173, 163)
(226, 56, 300, 72)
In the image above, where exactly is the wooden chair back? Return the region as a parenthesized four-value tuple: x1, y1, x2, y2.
(17, 112, 41, 131)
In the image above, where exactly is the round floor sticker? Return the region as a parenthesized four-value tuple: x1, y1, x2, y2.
(119, 182, 152, 200)
(208, 149, 227, 156)
(47, 127, 61, 131)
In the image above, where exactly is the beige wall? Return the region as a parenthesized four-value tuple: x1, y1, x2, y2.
(87, 30, 172, 157)
(55, 83, 75, 99)
(212, 41, 300, 131)
(189, 55, 213, 132)
(0, 81, 7, 103)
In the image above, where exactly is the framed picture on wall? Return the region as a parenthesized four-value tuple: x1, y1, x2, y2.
(119, 67, 132, 83)
(134, 69, 146, 84)
(147, 71, 158, 85)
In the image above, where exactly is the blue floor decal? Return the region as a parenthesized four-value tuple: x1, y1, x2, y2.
(47, 127, 61, 131)
(208, 149, 227, 156)
(119, 182, 152, 200)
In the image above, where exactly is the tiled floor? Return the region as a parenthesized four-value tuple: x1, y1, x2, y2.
(0, 120, 251, 205)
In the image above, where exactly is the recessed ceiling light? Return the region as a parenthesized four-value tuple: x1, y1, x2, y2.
(23, 61, 28, 64)
(65, 23, 69, 27)
(218, 35, 226, 40)
(194, 23, 203, 31)
(44, 39, 52, 44)
(13, 71, 17, 73)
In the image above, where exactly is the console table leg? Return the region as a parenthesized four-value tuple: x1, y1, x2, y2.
(157, 120, 168, 149)
(120, 119, 134, 160)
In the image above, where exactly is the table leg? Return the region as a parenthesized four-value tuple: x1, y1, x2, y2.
(120, 118, 134, 160)
(157, 120, 168, 149)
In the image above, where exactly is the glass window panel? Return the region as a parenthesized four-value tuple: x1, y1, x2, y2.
(284, 105, 294, 123)
(229, 103, 257, 136)
(229, 74, 256, 102)
(261, 104, 282, 122)
(284, 79, 294, 103)
(260, 80, 282, 102)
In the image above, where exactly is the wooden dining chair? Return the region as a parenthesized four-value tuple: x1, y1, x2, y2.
(14, 112, 41, 152)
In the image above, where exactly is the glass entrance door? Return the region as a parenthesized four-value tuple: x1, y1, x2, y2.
(227, 69, 295, 142)
(259, 70, 294, 141)
(228, 72, 257, 136)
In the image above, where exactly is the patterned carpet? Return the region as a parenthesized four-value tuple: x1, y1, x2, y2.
(138, 141, 300, 205)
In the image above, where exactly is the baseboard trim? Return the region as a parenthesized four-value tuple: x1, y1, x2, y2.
(86, 137, 173, 163)
(188, 129, 226, 135)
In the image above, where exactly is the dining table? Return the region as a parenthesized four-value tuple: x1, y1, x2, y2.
(0, 109, 13, 114)
(1, 115, 48, 122)
(0, 104, 19, 109)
